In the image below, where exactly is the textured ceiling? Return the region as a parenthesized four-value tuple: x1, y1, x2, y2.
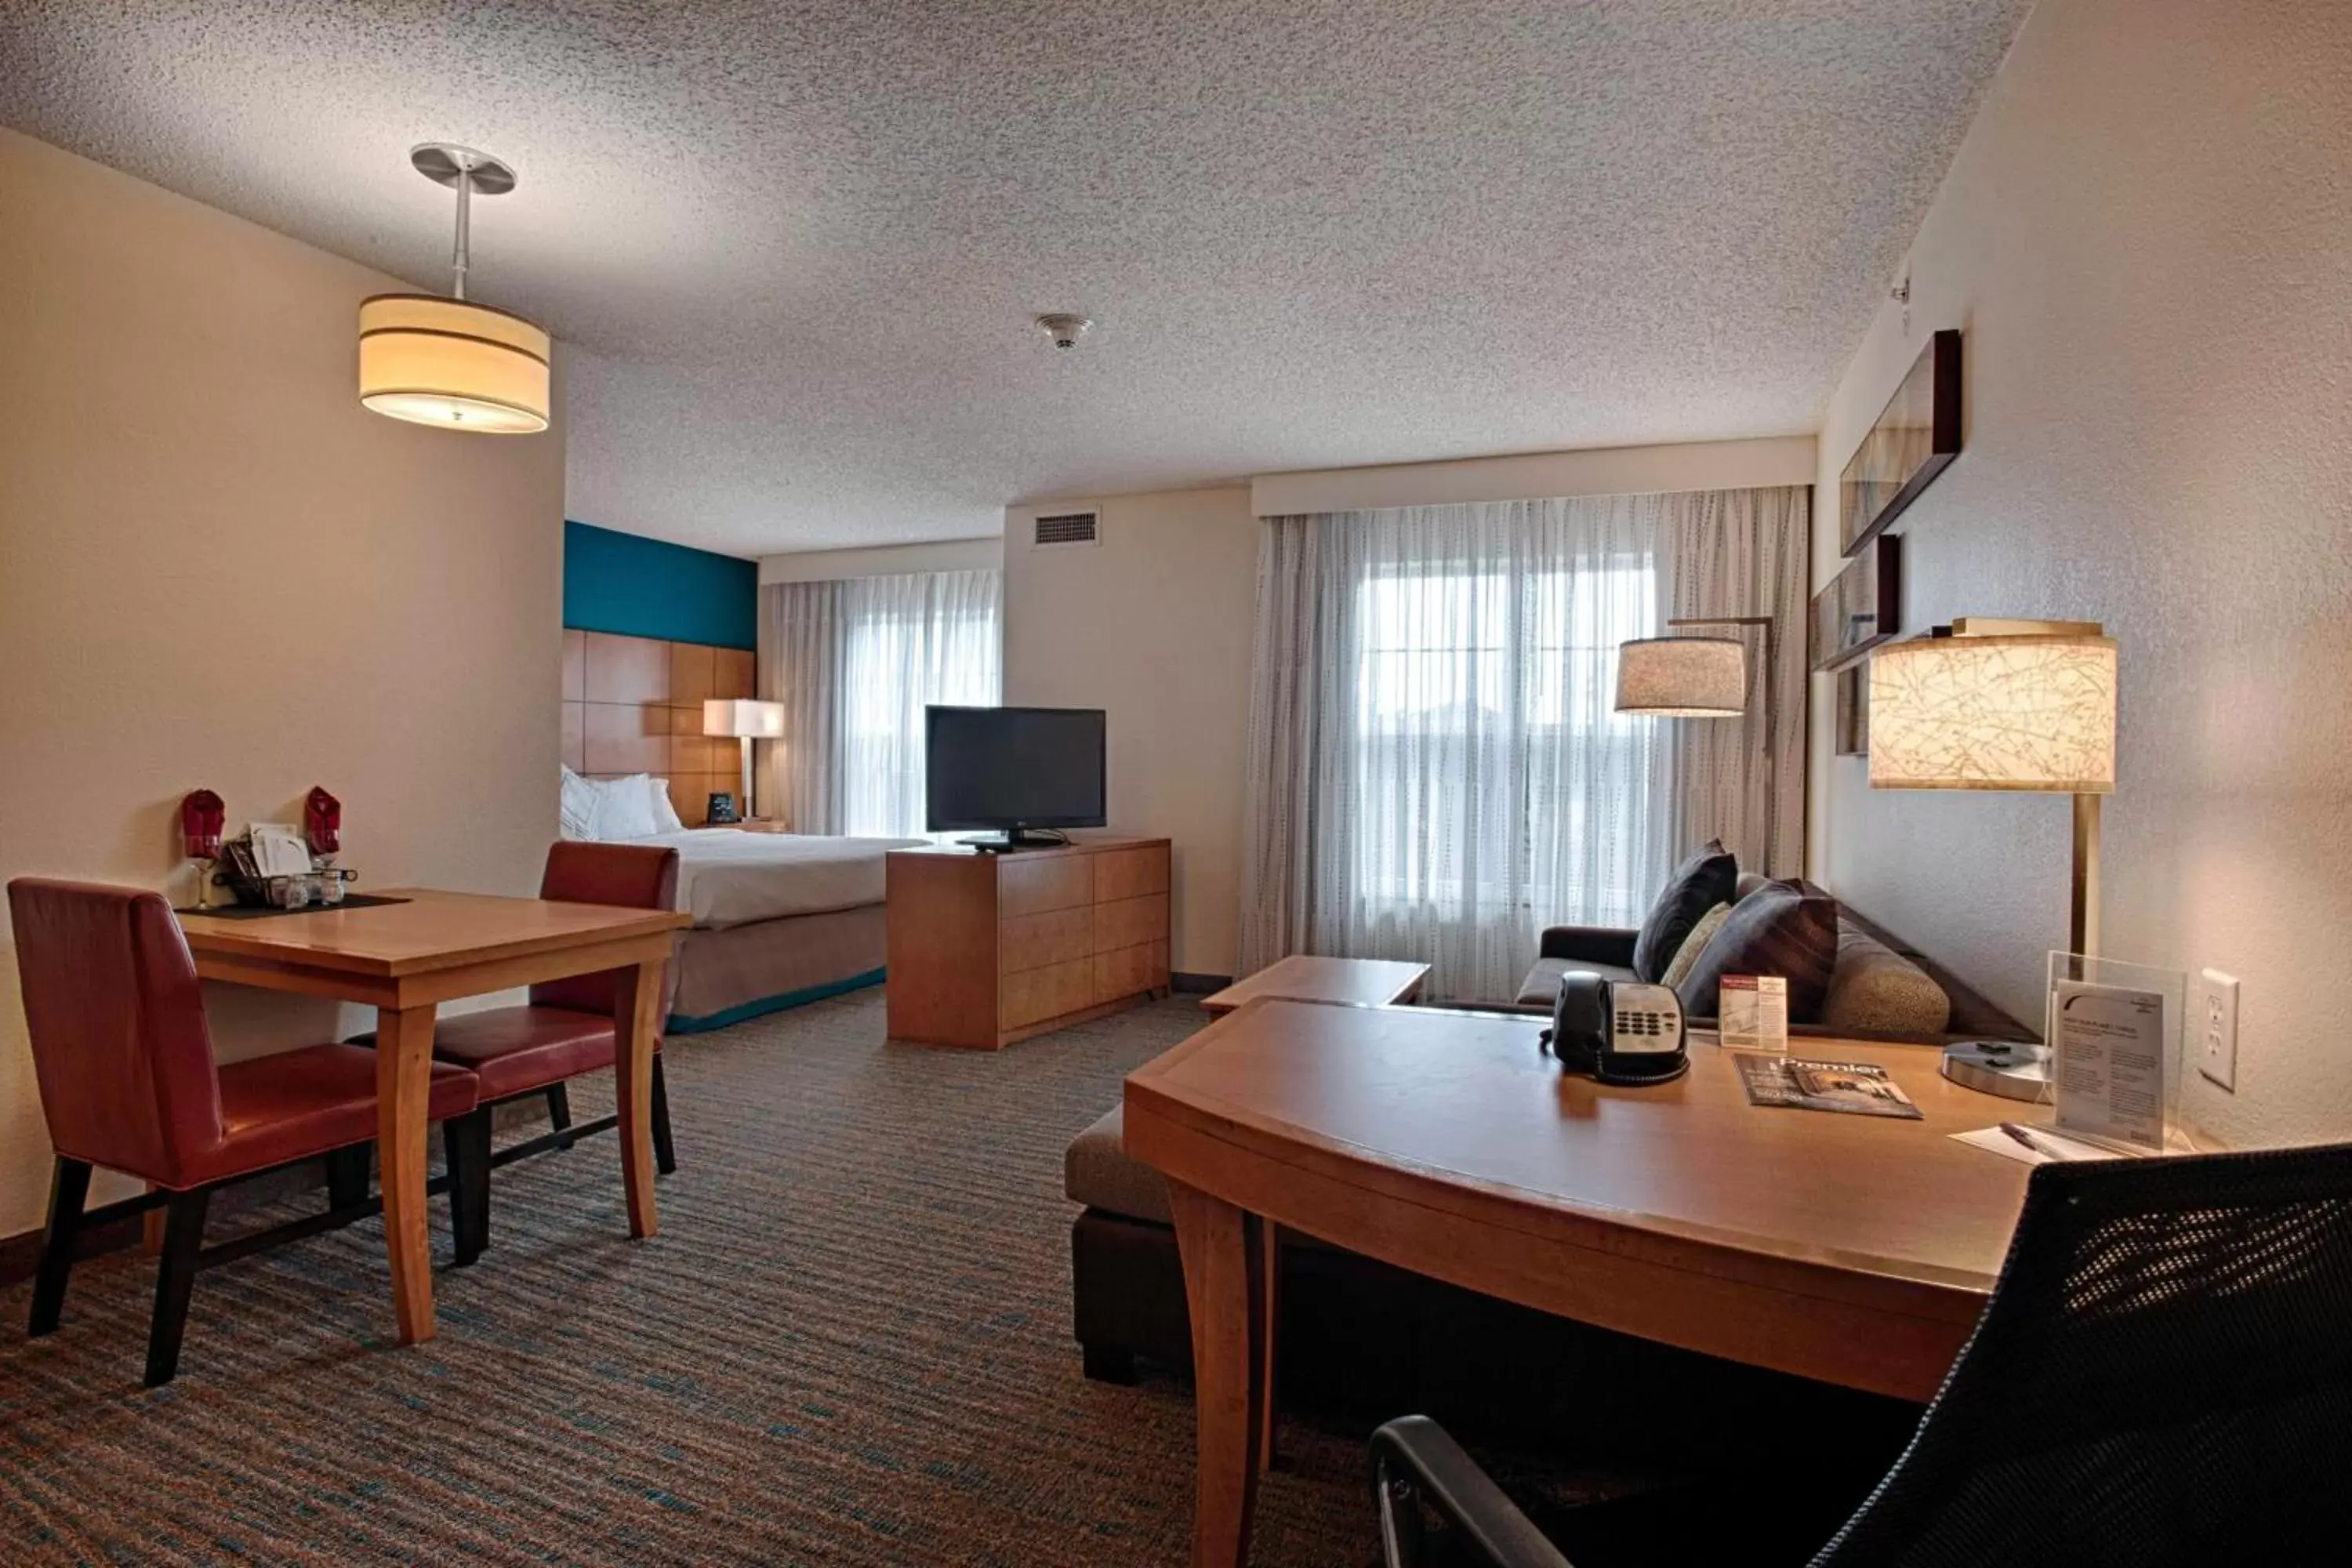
(0, 1, 2030, 554)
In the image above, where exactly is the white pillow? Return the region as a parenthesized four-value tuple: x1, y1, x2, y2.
(591, 773, 661, 841)
(648, 778, 686, 834)
(558, 766, 599, 841)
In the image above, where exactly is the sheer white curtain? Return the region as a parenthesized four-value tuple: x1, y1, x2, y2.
(760, 569, 1001, 837)
(1240, 496, 1671, 1001)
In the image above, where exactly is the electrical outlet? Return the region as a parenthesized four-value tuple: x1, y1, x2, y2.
(2199, 969, 2239, 1091)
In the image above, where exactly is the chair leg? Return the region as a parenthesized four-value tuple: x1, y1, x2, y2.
(545, 1083, 574, 1150)
(444, 1109, 492, 1267)
(1375, 1457, 1428, 1568)
(325, 1144, 372, 1210)
(143, 1187, 211, 1388)
(29, 1158, 93, 1337)
(651, 1055, 677, 1177)
(1081, 1342, 1138, 1385)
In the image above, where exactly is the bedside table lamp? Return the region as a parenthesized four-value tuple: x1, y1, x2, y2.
(702, 699, 786, 822)
(1868, 619, 2118, 1099)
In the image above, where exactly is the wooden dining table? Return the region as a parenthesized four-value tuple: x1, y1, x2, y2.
(176, 888, 689, 1345)
(1125, 999, 2039, 1567)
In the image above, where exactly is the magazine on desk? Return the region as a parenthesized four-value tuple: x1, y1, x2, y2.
(1736, 1054, 1925, 1120)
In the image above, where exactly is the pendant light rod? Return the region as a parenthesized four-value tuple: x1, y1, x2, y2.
(451, 164, 471, 299)
(407, 143, 518, 303)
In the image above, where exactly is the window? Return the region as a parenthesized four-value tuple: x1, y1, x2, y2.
(1351, 561, 1658, 924)
(836, 571, 1002, 837)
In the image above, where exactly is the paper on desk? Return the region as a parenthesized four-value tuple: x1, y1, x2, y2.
(1951, 1126, 2125, 1166)
(247, 822, 311, 877)
(2053, 980, 2169, 1153)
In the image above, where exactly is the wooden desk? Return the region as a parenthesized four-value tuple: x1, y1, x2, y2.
(1124, 1001, 2035, 1567)
(177, 890, 689, 1345)
(1199, 956, 1429, 1015)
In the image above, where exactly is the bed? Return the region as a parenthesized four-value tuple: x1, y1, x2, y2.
(559, 629, 928, 1032)
(621, 828, 926, 1032)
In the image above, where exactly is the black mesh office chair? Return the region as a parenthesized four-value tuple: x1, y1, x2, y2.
(1370, 1144, 2352, 1568)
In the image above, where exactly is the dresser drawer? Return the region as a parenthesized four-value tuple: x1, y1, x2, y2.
(1091, 845, 1170, 902)
(1001, 957, 1094, 1030)
(1093, 942, 1169, 1006)
(1091, 893, 1169, 954)
(998, 854, 1094, 917)
(1000, 906, 1092, 974)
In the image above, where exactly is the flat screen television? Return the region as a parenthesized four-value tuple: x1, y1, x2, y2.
(925, 705, 1106, 848)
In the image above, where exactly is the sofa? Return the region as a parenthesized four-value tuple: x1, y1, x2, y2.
(1065, 889, 2032, 1442)
(1513, 874, 2035, 1044)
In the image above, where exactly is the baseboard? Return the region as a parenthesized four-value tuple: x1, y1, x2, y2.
(0, 1160, 325, 1290)
(0, 1207, 146, 1290)
(1170, 972, 1232, 995)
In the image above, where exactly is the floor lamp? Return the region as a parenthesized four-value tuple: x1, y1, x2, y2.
(702, 699, 786, 822)
(1614, 615, 1778, 871)
(1867, 619, 2118, 1099)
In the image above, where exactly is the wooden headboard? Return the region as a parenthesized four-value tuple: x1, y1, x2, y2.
(561, 629, 757, 828)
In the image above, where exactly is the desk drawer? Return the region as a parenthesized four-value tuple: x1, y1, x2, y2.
(1000, 855, 1094, 917)
(1001, 958, 1094, 1029)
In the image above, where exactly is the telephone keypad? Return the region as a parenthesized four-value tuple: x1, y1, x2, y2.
(1613, 1010, 1674, 1049)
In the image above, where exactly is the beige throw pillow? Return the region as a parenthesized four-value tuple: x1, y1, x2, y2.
(1659, 902, 1733, 991)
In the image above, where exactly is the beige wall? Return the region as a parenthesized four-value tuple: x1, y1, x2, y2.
(1002, 488, 1260, 977)
(1806, 0, 2352, 1147)
(0, 129, 567, 1233)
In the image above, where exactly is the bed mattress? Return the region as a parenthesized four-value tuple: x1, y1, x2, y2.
(627, 829, 925, 929)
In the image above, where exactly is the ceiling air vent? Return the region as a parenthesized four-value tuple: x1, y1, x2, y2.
(1032, 510, 1100, 548)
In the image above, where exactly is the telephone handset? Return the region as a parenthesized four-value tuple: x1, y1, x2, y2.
(1541, 972, 1690, 1086)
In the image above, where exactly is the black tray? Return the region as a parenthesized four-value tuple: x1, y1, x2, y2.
(174, 894, 412, 920)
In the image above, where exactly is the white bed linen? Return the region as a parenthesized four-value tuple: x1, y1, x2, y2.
(625, 829, 925, 929)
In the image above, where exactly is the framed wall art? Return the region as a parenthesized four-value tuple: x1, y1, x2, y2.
(1809, 534, 1902, 672)
(1835, 666, 1869, 756)
(1839, 328, 1962, 556)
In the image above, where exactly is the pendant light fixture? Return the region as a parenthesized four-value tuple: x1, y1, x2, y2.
(358, 143, 550, 434)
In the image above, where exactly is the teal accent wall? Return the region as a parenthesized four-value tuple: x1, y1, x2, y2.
(563, 521, 757, 649)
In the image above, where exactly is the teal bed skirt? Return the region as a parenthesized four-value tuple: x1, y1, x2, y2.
(665, 967, 887, 1035)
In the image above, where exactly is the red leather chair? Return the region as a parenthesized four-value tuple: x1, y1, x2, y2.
(8, 880, 481, 1385)
(383, 841, 681, 1266)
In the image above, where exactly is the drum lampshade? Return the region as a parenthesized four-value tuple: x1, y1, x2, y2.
(358, 294, 550, 434)
(1614, 637, 1748, 717)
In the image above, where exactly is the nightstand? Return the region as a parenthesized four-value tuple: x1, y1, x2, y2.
(731, 818, 793, 833)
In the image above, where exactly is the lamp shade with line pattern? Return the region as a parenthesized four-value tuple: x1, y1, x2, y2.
(1868, 633, 2117, 792)
(1613, 637, 1746, 717)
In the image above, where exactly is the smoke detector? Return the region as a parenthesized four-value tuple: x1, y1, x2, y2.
(1036, 313, 1092, 350)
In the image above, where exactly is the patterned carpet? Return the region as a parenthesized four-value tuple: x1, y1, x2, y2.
(0, 989, 1413, 1566)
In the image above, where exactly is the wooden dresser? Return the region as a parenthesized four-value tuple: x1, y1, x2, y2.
(885, 837, 1172, 1049)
